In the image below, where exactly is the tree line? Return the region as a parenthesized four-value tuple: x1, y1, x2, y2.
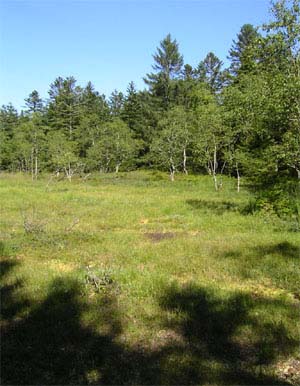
(0, 0, 299, 218)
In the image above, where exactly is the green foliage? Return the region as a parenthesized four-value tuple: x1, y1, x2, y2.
(0, 104, 19, 170)
(86, 119, 138, 173)
(47, 76, 82, 138)
(1, 0, 299, 222)
(228, 23, 261, 77)
(25, 90, 44, 113)
(196, 52, 226, 93)
(150, 107, 192, 179)
(144, 33, 184, 109)
(48, 132, 80, 180)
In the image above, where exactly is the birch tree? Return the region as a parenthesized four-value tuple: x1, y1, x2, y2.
(150, 107, 192, 181)
(87, 119, 137, 173)
(193, 101, 225, 190)
(48, 132, 80, 181)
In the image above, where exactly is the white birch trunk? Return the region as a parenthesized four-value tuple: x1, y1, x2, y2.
(236, 163, 240, 193)
(183, 147, 188, 174)
(212, 144, 218, 191)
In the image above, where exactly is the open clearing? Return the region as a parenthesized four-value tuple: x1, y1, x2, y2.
(1, 171, 299, 385)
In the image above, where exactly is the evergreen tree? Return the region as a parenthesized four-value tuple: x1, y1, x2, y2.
(109, 90, 124, 117)
(77, 82, 109, 155)
(0, 104, 19, 170)
(196, 52, 225, 93)
(122, 82, 144, 138)
(25, 90, 44, 113)
(182, 64, 195, 81)
(144, 34, 184, 109)
(47, 76, 82, 139)
(228, 24, 260, 76)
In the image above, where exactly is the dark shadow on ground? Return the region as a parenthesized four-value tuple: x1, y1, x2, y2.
(2, 274, 126, 385)
(1, 261, 160, 385)
(1, 260, 297, 385)
(254, 242, 300, 259)
(223, 242, 300, 261)
(186, 199, 240, 215)
(157, 283, 298, 385)
(0, 259, 31, 322)
(220, 241, 300, 295)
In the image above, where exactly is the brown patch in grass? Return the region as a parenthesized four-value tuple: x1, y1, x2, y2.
(275, 357, 300, 385)
(189, 230, 202, 236)
(150, 329, 185, 351)
(144, 232, 176, 243)
(47, 260, 77, 273)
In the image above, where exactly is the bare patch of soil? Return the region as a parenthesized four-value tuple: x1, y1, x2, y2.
(144, 232, 176, 243)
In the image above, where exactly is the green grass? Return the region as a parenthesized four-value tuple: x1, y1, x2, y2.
(1, 171, 299, 385)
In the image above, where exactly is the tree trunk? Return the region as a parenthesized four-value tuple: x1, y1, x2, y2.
(115, 164, 120, 174)
(183, 147, 188, 174)
(212, 145, 218, 191)
(24, 158, 28, 173)
(236, 163, 240, 192)
(65, 163, 72, 182)
(35, 155, 38, 180)
(213, 172, 218, 191)
(34, 145, 38, 180)
(170, 164, 175, 182)
(207, 163, 212, 175)
(31, 148, 34, 180)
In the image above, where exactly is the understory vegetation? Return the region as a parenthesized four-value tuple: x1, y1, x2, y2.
(1, 172, 299, 385)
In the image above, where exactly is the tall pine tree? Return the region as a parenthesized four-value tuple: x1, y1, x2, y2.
(144, 34, 184, 109)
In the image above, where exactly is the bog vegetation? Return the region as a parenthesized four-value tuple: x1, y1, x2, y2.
(1, 172, 300, 385)
(1, 0, 300, 385)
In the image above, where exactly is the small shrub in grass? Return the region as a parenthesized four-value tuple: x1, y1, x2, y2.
(21, 208, 47, 236)
(84, 266, 116, 294)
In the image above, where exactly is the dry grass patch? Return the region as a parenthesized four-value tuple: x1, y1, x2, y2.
(47, 259, 78, 273)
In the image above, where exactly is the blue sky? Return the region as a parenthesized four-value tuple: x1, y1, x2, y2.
(0, 0, 271, 111)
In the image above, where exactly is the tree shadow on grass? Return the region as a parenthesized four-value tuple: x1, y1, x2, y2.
(223, 241, 299, 260)
(157, 283, 298, 385)
(1, 274, 126, 385)
(186, 199, 240, 215)
(254, 242, 300, 259)
(1, 260, 160, 385)
(220, 241, 300, 295)
(0, 259, 31, 322)
(1, 259, 297, 385)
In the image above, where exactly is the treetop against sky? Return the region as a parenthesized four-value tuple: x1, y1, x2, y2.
(0, 0, 270, 110)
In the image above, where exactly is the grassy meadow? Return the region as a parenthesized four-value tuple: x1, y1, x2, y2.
(1, 171, 299, 385)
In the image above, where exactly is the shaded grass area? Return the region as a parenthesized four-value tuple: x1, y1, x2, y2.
(186, 198, 241, 215)
(1, 171, 299, 384)
(1, 259, 297, 385)
(219, 241, 300, 295)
